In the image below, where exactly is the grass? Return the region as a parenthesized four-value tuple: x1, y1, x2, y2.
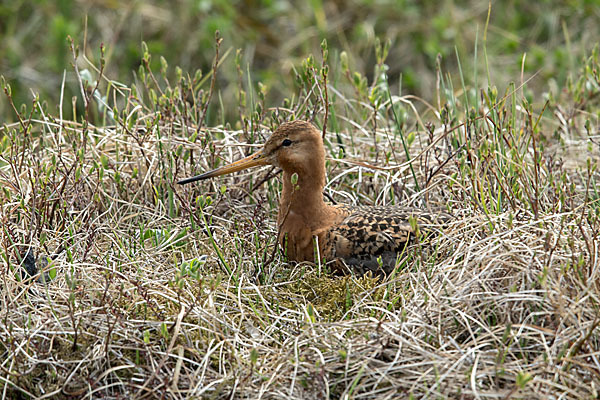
(2, 1, 599, 124)
(2, 11, 600, 400)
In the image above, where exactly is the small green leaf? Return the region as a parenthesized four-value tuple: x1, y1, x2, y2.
(250, 348, 259, 365)
(407, 131, 416, 147)
(306, 303, 315, 323)
(408, 216, 420, 238)
(80, 69, 94, 86)
(160, 56, 168, 73)
(48, 259, 57, 280)
(340, 51, 349, 72)
(516, 371, 532, 388)
(160, 322, 169, 340)
(320, 38, 327, 51)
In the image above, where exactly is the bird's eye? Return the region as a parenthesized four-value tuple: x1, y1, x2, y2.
(282, 139, 292, 147)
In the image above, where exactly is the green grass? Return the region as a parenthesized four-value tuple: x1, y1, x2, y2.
(2, 0, 599, 124)
(2, 2, 600, 399)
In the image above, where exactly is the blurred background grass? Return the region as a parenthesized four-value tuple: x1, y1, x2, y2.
(1, 0, 599, 123)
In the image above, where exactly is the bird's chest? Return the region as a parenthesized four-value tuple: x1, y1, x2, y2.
(278, 211, 331, 262)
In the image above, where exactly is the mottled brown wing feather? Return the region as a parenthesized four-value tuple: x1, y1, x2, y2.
(327, 205, 449, 275)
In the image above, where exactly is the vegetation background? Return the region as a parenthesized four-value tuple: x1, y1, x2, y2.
(2, 0, 599, 122)
(2, 0, 600, 399)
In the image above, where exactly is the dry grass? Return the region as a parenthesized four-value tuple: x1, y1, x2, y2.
(1, 41, 600, 399)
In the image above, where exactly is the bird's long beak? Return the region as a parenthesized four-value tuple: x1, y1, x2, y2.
(177, 150, 268, 185)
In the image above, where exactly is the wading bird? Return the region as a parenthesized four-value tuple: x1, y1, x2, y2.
(178, 120, 449, 275)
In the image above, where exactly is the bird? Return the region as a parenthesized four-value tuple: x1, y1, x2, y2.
(178, 120, 450, 275)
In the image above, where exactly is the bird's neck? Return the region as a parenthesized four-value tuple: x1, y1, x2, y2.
(279, 166, 331, 224)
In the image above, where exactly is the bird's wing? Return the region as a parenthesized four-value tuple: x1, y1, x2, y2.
(327, 205, 448, 275)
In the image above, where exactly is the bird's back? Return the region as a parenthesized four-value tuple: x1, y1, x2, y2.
(324, 204, 450, 275)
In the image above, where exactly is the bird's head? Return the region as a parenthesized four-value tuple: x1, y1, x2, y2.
(178, 120, 323, 184)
